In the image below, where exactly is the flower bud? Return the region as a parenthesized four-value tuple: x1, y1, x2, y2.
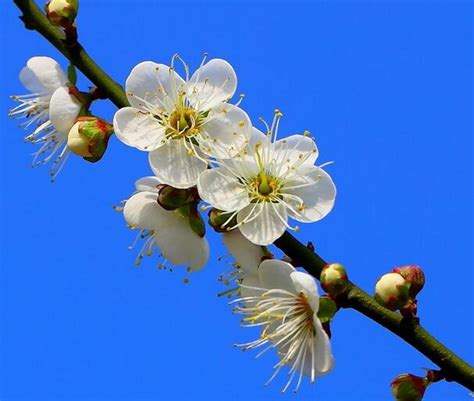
(392, 265, 425, 298)
(45, 0, 78, 28)
(158, 185, 194, 211)
(374, 272, 410, 310)
(391, 373, 428, 401)
(67, 117, 113, 162)
(208, 208, 235, 233)
(317, 296, 338, 323)
(320, 263, 349, 295)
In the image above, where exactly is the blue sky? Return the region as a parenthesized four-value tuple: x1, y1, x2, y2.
(0, 1, 472, 400)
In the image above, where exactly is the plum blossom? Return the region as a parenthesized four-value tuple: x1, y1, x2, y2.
(123, 176, 209, 272)
(220, 229, 266, 299)
(113, 54, 251, 189)
(198, 112, 336, 245)
(233, 259, 334, 392)
(9, 56, 81, 180)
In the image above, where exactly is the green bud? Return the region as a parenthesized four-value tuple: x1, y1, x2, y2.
(391, 373, 428, 401)
(45, 0, 78, 28)
(374, 272, 411, 311)
(392, 265, 425, 298)
(317, 296, 338, 323)
(320, 263, 349, 295)
(158, 185, 194, 211)
(67, 116, 113, 162)
(208, 208, 235, 233)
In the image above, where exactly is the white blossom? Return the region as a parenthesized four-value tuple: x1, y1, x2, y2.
(221, 229, 266, 298)
(113, 55, 250, 189)
(198, 112, 336, 245)
(233, 259, 334, 392)
(123, 176, 209, 271)
(9, 57, 81, 180)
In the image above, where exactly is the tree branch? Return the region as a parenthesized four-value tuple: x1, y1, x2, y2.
(274, 232, 474, 391)
(13, 0, 129, 109)
(13, 0, 474, 393)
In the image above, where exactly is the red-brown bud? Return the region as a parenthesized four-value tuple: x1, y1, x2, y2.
(391, 373, 428, 401)
(392, 265, 425, 298)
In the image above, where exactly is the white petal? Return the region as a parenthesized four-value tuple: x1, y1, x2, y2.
(290, 271, 320, 313)
(154, 212, 209, 271)
(113, 107, 167, 151)
(240, 273, 264, 299)
(125, 192, 209, 271)
(237, 202, 287, 246)
(187, 58, 237, 109)
(284, 167, 336, 222)
(197, 168, 250, 212)
(148, 140, 208, 189)
(247, 126, 270, 155)
(273, 134, 319, 168)
(123, 191, 163, 230)
(125, 61, 185, 112)
(49, 87, 81, 134)
(299, 318, 334, 378)
(20, 56, 68, 95)
(222, 230, 265, 274)
(198, 104, 250, 159)
(135, 176, 161, 193)
(313, 318, 334, 374)
(235, 126, 271, 166)
(258, 259, 296, 292)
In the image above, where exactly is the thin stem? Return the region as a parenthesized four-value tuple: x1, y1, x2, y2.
(12, 0, 474, 393)
(274, 231, 474, 391)
(13, 0, 129, 109)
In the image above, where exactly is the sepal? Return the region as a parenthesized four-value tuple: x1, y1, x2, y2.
(157, 185, 195, 211)
(178, 203, 206, 238)
(317, 296, 338, 323)
(208, 208, 235, 233)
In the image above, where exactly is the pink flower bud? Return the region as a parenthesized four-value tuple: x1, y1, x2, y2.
(391, 373, 428, 401)
(45, 0, 78, 28)
(374, 272, 410, 310)
(67, 117, 112, 162)
(392, 265, 425, 298)
(320, 263, 349, 295)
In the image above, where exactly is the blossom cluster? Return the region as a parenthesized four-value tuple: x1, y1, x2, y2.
(10, 55, 337, 392)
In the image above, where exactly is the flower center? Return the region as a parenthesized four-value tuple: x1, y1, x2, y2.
(168, 107, 198, 138)
(250, 173, 280, 199)
(156, 93, 210, 140)
(246, 144, 282, 199)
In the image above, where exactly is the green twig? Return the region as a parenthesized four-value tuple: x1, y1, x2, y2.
(13, 0, 129, 109)
(274, 232, 474, 391)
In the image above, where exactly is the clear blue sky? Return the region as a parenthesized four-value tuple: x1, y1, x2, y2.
(0, 1, 472, 400)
